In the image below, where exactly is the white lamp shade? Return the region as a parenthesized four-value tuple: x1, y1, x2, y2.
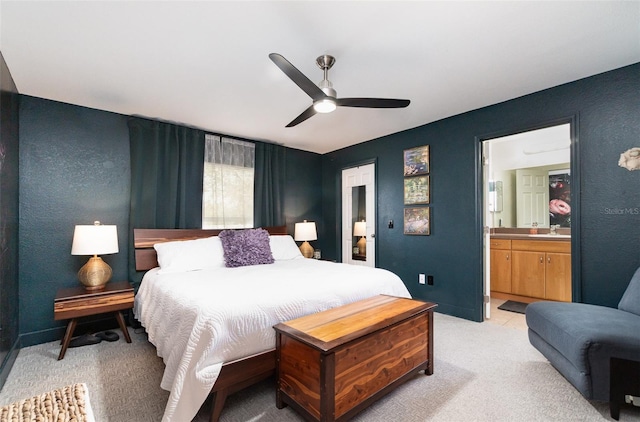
(71, 223, 119, 255)
(353, 221, 367, 237)
(294, 221, 317, 241)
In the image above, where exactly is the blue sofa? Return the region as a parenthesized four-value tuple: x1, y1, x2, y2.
(525, 266, 640, 402)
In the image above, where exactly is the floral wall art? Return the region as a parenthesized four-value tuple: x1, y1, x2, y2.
(404, 145, 430, 235)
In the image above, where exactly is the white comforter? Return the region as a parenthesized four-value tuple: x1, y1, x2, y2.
(134, 258, 410, 422)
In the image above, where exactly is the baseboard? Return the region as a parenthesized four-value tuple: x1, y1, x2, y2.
(0, 338, 20, 390)
(434, 303, 482, 322)
(19, 327, 67, 348)
(491, 291, 542, 304)
(20, 314, 127, 348)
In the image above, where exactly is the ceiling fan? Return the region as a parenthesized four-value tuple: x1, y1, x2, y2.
(269, 53, 411, 127)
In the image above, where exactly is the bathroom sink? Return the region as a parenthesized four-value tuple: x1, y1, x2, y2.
(527, 234, 571, 238)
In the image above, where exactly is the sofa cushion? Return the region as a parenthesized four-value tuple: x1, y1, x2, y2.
(526, 301, 640, 401)
(618, 266, 640, 316)
(526, 302, 640, 373)
(528, 329, 592, 398)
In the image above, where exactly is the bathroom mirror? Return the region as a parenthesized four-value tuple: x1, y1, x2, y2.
(486, 124, 571, 229)
(352, 185, 366, 260)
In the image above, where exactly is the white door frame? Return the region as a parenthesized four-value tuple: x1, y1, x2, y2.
(342, 163, 375, 267)
(480, 120, 576, 321)
(482, 144, 492, 319)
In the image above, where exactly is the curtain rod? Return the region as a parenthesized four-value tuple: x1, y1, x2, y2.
(130, 114, 284, 146)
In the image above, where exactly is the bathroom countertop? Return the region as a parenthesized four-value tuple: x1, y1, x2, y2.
(490, 233, 571, 241)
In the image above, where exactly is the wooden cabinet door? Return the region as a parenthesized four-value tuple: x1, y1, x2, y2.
(490, 249, 512, 293)
(545, 252, 572, 302)
(511, 250, 545, 298)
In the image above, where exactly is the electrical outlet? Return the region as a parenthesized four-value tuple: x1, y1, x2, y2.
(419, 274, 426, 284)
(427, 275, 434, 285)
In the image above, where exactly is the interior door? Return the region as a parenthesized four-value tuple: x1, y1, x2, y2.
(342, 164, 375, 267)
(516, 168, 549, 228)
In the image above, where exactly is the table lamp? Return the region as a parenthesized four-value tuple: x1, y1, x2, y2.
(353, 220, 367, 255)
(71, 221, 119, 291)
(294, 220, 317, 258)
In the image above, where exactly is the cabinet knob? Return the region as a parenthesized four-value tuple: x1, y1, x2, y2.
(506, 254, 509, 260)
(540, 256, 544, 264)
(548, 256, 551, 264)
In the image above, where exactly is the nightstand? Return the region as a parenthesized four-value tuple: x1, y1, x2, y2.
(54, 280, 134, 360)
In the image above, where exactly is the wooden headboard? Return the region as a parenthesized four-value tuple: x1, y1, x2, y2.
(133, 226, 288, 271)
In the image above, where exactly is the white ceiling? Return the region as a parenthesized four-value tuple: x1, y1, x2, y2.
(1, 1, 639, 154)
(489, 124, 571, 171)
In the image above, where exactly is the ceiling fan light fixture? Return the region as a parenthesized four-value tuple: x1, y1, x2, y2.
(313, 98, 337, 113)
(269, 53, 411, 127)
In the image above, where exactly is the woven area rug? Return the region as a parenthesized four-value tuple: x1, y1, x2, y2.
(497, 300, 528, 314)
(0, 383, 94, 422)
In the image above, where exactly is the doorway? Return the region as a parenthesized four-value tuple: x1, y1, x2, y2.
(342, 163, 375, 267)
(481, 121, 577, 320)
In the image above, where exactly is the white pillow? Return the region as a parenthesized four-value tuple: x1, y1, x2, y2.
(154, 236, 225, 274)
(269, 235, 303, 260)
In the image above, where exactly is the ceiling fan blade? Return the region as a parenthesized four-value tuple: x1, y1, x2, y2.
(286, 105, 317, 128)
(269, 53, 326, 101)
(336, 98, 410, 108)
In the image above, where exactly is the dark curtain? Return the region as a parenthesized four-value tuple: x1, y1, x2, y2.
(254, 142, 285, 227)
(128, 117, 205, 286)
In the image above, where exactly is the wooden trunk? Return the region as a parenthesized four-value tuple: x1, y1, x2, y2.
(274, 295, 437, 422)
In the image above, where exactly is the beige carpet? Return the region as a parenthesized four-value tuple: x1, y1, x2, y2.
(0, 313, 638, 422)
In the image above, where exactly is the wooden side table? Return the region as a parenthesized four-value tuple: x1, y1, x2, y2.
(54, 280, 134, 360)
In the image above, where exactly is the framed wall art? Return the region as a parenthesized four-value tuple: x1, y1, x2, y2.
(403, 145, 429, 176)
(404, 207, 430, 235)
(404, 175, 430, 204)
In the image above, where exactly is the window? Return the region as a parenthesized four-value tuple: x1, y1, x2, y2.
(202, 134, 255, 229)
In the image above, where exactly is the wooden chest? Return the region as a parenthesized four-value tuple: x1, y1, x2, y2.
(273, 295, 437, 422)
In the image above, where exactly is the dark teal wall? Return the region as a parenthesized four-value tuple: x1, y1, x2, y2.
(282, 147, 323, 238)
(0, 52, 20, 388)
(322, 63, 640, 321)
(14, 63, 640, 340)
(19, 96, 131, 345)
(18, 96, 323, 345)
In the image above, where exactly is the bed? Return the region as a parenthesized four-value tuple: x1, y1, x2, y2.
(133, 227, 411, 422)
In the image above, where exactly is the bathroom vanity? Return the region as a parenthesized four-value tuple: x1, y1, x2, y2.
(490, 232, 571, 303)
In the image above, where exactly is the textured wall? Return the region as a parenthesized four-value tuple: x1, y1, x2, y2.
(19, 97, 131, 344)
(322, 63, 640, 321)
(15, 63, 639, 340)
(0, 52, 20, 387)
(282, 147, 323, 241)
(18, 97, 323, 345)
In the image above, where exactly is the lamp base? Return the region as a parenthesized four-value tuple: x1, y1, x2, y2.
(299, 241, 314, 259)
(77, 256, 112, 291)
(357, 236, 366, 255)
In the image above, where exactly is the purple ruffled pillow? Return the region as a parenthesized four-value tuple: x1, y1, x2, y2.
(219, 228, 275, 268)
